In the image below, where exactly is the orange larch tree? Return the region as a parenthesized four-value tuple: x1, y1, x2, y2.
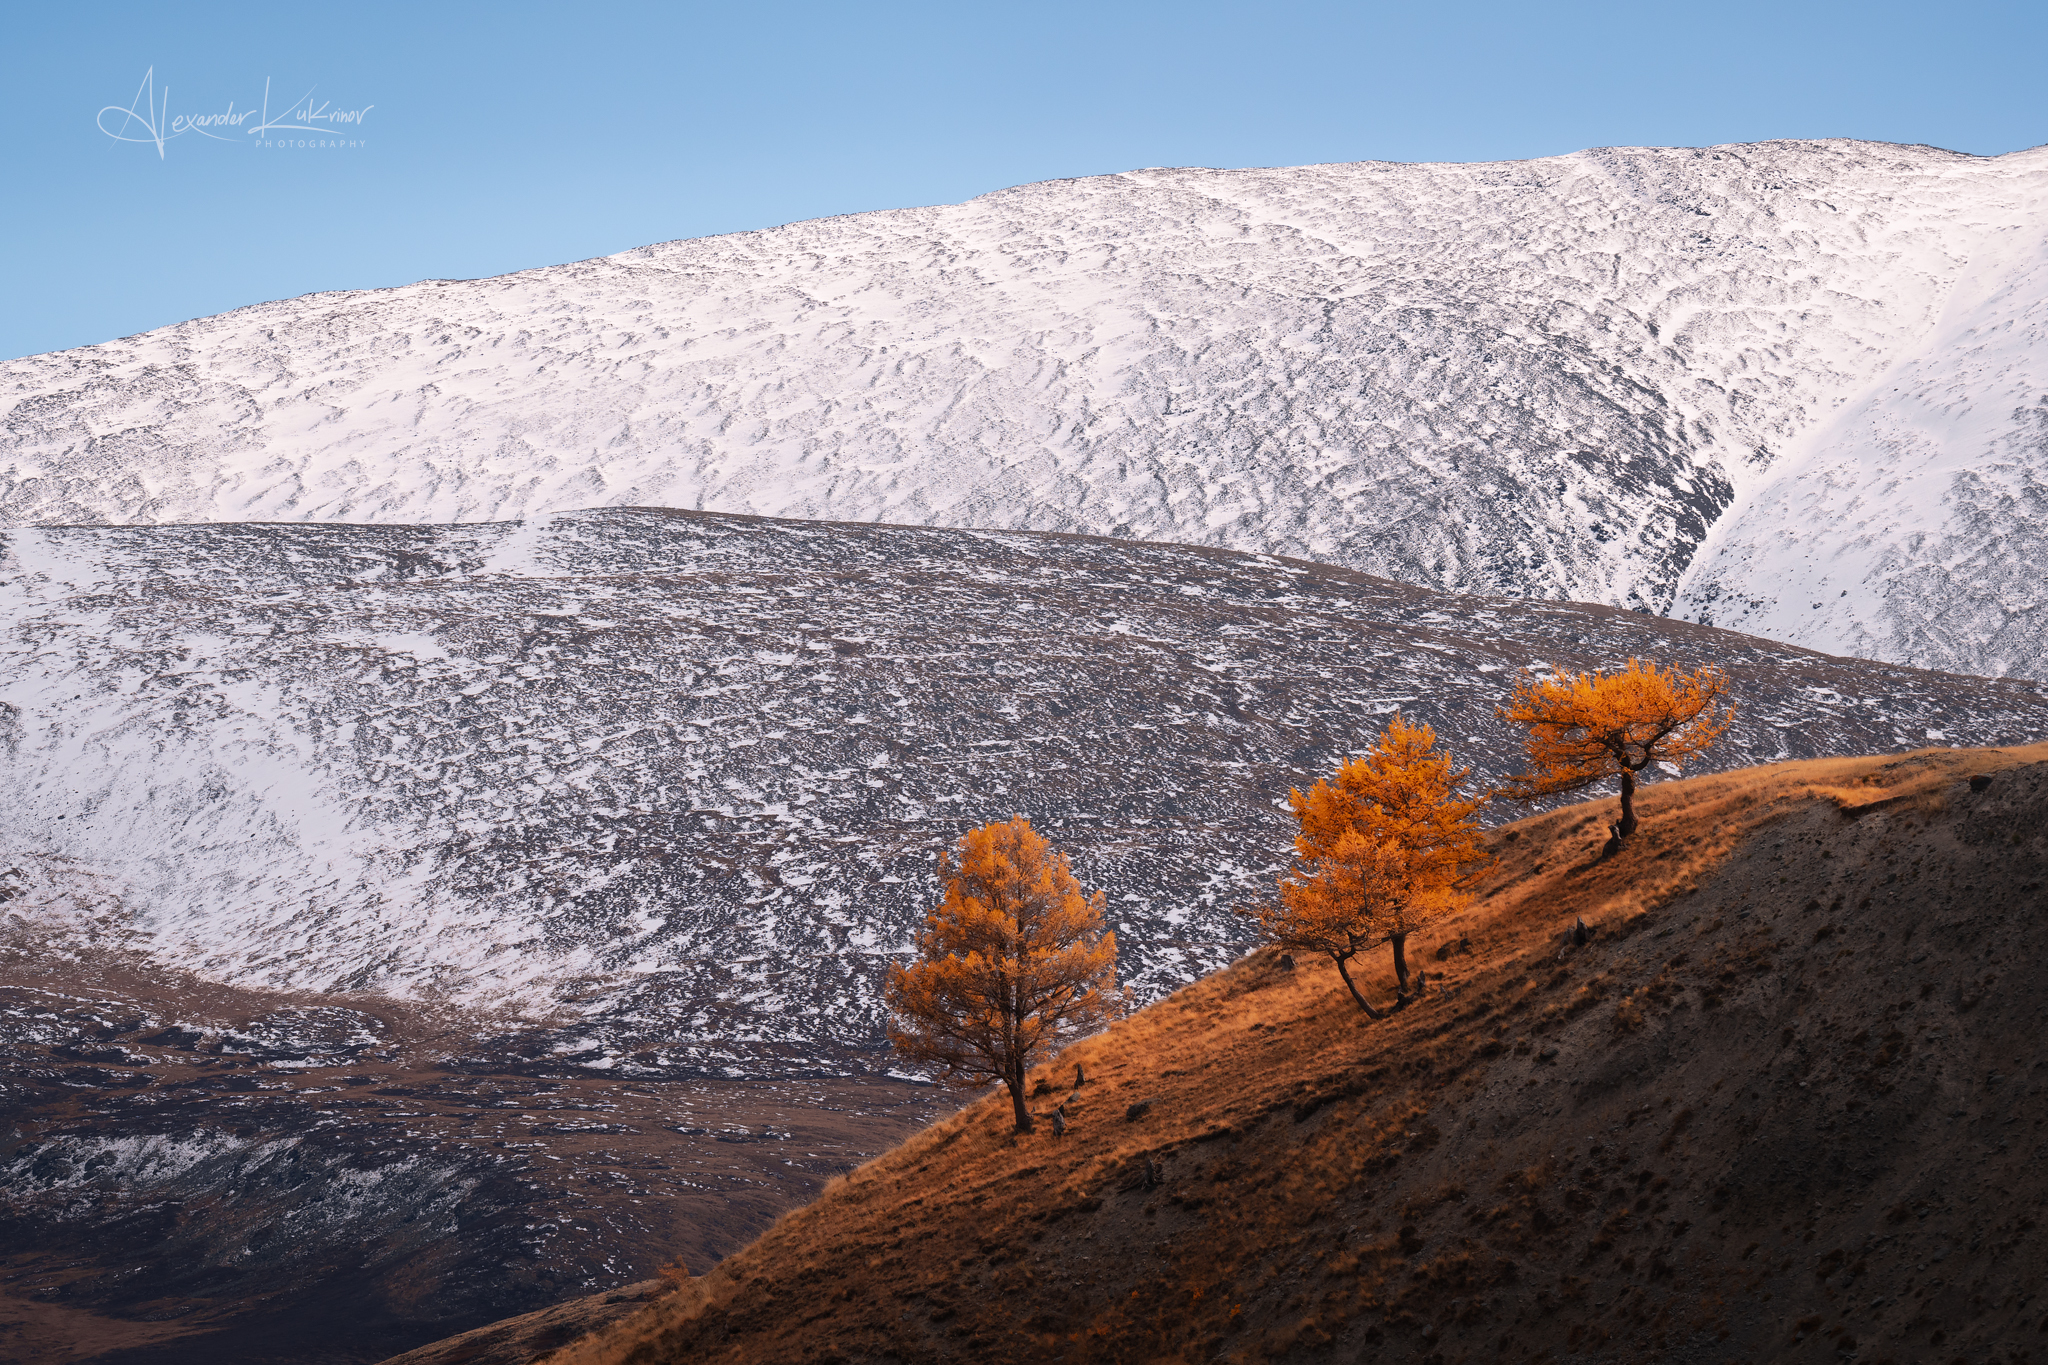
(1496, 657, 1735, 848)
(884, 816, 1121, 1133)
(1261, 713, 1491, 1017)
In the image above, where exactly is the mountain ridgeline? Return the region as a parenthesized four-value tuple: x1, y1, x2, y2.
(5, 135, 2048, 1365)
(4, 140, 2046, 679)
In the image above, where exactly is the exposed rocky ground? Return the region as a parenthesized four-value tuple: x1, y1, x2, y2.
(5, 141, 2046, 677)
(555, 745, 2048, 1365)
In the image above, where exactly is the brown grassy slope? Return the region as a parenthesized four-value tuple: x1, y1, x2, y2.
(563, 744, 2048, 1365)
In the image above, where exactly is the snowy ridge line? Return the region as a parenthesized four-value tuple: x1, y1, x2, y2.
(4, 140, 2046, 676)
(3, 507, 2044, 1055)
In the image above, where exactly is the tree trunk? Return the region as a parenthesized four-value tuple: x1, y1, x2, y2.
(1329, 952, 1386, 1020)
(1617, 767, 1639, 839)
(1007, 1067, 1034, 1133)
(1390, 931, 1412, 999)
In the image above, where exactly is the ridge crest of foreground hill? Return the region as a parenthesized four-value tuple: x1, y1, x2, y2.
(543, 744, 2048, 1365)
(6, 140, 2048, 678)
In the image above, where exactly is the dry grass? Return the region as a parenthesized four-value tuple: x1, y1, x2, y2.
(551, 742, 2048, 1365)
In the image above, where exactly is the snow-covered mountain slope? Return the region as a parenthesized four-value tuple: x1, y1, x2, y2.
(5, 140, 2046, 676)
(5, 509, 2044, 1063)
(1672, 219, 2048, 678)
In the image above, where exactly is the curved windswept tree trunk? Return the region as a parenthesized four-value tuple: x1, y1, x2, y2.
(1329, 950, 1386, 1019)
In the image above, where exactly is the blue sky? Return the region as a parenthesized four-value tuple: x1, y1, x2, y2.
(4, 0, 2044, 361)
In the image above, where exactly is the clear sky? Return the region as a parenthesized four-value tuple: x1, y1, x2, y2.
(4, 0, 2044, 361)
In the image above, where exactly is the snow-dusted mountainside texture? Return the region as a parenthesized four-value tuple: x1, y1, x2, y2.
(4, 140, 2045, 677)
(5, 509, 2045, 1066)
(1674, 217, 2048, 679)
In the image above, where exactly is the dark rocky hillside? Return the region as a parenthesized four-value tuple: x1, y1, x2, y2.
(7, 510, 2044, 1063)
(0, 950, 941, 1365)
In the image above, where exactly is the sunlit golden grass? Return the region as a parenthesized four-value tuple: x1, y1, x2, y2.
(556, 740, 2048, 1365)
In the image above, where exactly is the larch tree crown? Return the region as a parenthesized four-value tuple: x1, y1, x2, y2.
(884, 816, 1122, 1133)
(1260, 713, 1491, 1018)
(1497, 657, 1735, 848)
